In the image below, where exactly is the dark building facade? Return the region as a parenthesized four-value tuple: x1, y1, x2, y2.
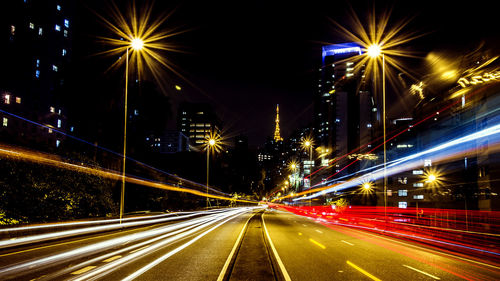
(177, 102, 221, 147)
(0, 0, 74, 149)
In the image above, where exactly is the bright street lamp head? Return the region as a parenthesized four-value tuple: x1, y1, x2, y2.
(208, 139, 216, 146)
(428, 174, 437, 182)
(367, 44, 382, 58)
(304, 141, 311, 147)
(130, 38, 144, 51)
(362, 183, 372, 190)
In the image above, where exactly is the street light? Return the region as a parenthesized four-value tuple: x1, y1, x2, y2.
(120, 37, 144, 223)
(205, 135, 221, 208)
(367, 43, 387, 219)
(427, 174, 437, 182)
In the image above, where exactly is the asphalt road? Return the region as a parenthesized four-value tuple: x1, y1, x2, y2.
(0, 207, 498, 280)
(263, 209, 500, 281)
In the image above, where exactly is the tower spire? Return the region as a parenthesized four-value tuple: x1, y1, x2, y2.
(274, 104, 283, 142)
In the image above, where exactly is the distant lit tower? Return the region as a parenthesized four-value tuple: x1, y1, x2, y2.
(273, 104, 283, 142)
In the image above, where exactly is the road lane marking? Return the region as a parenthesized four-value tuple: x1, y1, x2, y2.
(309, 238, 326, 249)
(403, 264, 440, 280)
(216, 214, 253, 281)
(341, 240, 354, 246)
(347, 260, 382, 281)
(129, 245, 150, 254)
(118, 211, 248, 281)
(340, 225, 500, 270)
(71, 266, 96, 275)
(103, 255, 122, 263)
(315, 229, 323, 234)
(262, 213, 292, 281)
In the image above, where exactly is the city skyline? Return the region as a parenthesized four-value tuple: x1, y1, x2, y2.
(66, 0, 499, 147)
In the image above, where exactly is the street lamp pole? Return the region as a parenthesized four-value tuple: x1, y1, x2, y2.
(382, 53, 387, 220)
(368, 44, 387, 220)
(119, 38, 143, 223)
(119, 47, 129, 223)
(206, 138, 216, 209)
(206, 145, 210, 208)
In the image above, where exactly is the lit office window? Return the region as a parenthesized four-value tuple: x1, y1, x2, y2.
(52, 65, 58, 72)
(10, 25, 15, 35)
(57, 119, 61, 128)
(16, 97, 21, 104)
(56, 140, 61, 147)
(4, 94, 10, 104)
(55, 24, 61, 31)
(70, 126, 74, 132)
(398, 190, 408, 196)
(64, 19, 69, 28)
(36, 59, 40, 67)
(63, 30, 68, 37)
(62, 49, 67, 56)
(29, 22, 34, 29)
(35, 70, 40, 78)
(2, 117, 7, 127)
(38, 27, 43, 36)
(398, 202, 407, 209)
(56, 4, 61, 11)
(50, 106, 55, 113)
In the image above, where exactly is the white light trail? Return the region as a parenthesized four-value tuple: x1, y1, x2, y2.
(297, 123, 500, 200)
(0, 208, 253, 280)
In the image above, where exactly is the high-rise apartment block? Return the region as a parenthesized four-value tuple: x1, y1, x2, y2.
(0, 1, 74, 148)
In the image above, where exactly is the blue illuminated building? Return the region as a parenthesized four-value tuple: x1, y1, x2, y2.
(313, 43, 377, 181)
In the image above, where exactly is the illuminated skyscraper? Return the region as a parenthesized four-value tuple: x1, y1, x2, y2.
(314, 43, 376, 178)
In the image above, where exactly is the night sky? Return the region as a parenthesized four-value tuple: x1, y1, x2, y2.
(75, 0, 499, 147)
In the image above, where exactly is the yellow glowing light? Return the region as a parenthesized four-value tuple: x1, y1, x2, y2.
(329, 7, 424, 101)
(175, 85, 182, 91)
(130, 38, 144, 50)
(204, 131, 226, 153)
(367, 44, 382, 58)
(301, 137, 314, 151)
(95, 2, 191, 95)
(362, 183, 372, 190)
(428, 174, 436, 182)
